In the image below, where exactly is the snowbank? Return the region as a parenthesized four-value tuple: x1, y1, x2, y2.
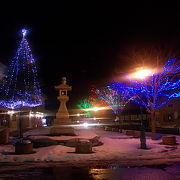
(0, 127, 180, 166)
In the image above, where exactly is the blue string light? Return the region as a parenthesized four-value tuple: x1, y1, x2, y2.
(0, 29, 43, 109)
(122, 58, 180, 111)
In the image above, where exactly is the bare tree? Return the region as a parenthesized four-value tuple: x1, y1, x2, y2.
(96, 84, 134, 119)
(127, 57, 180, 139)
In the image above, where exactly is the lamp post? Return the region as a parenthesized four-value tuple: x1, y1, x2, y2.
(139, 106, 147, 149)
(130, 68, 152, 149)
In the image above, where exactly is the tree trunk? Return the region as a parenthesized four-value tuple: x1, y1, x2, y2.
(151, 109, 157, 140)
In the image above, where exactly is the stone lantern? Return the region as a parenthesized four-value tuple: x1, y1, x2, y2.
(54, 77, 72, 124)
(51, 77, 74, 135)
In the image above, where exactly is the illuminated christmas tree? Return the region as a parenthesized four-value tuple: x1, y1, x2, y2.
(77, 86, 107, 117)
(96, 84, 133, 117)
(88, 85, 107, 106)
(0, 29, 43, 109)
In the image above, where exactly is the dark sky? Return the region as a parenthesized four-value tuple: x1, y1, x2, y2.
(0, 1, 180, 111)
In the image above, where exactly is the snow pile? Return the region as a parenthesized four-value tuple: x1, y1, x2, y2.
(26, 127, 97, 141)
(0, 127, 180, 165)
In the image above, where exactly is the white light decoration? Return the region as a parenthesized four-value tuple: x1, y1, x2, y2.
(29, 113, 35, 117)
(8, 110, 15, 115)
(22, 28, 27, 37)
(29, 111, 44, 118)
(83, 122, 89, 127)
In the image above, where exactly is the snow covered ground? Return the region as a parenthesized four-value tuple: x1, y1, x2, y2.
(0, 127, 180, 167)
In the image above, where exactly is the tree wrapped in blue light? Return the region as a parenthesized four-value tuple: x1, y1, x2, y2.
(128, 58, 180, 111)
(126, 57, 180, 139)
(96, 83, 134, 116)
(0, 29, 43, 109)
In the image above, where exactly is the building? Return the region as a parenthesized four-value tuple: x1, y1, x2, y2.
(156, 98, 180, 128)
(118, 98, 180, 128)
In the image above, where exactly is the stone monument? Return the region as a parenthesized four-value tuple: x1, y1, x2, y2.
(50, 77, 74, 135)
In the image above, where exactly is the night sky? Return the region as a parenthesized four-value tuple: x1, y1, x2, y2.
(0, 1, 180, 111)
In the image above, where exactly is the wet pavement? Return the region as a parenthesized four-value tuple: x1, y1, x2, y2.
(0, 162, 180, 180)
(0, 128, 180, 179)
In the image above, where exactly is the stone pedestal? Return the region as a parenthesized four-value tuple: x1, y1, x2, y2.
(51, 120, 75, 135)
(56, 96, 69, 119)
(53, 118, 72, 125)
(50, 126, 75, 136)
(51, 119, 75, 136)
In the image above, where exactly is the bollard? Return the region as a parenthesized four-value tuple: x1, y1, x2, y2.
(119, 129, 122, 133)
(112, 128, 118, 132)
(133, 131, 141, 138)
(75, 140, 92, 153)
(125, 130, 134, 136)
(162, 136, 176, 145)
(104, 127, 111, 131)
(15, 140, 33, 154)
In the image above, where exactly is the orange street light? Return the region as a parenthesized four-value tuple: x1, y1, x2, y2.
(131, 68, 153, 79)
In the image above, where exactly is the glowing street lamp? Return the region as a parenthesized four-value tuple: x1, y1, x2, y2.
(131, 68, 153, 79)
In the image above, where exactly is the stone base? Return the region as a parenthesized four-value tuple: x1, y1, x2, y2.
(50, 126, 75, 136)
(53, 118, 72, 125)
(56, 113, 69, 119)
